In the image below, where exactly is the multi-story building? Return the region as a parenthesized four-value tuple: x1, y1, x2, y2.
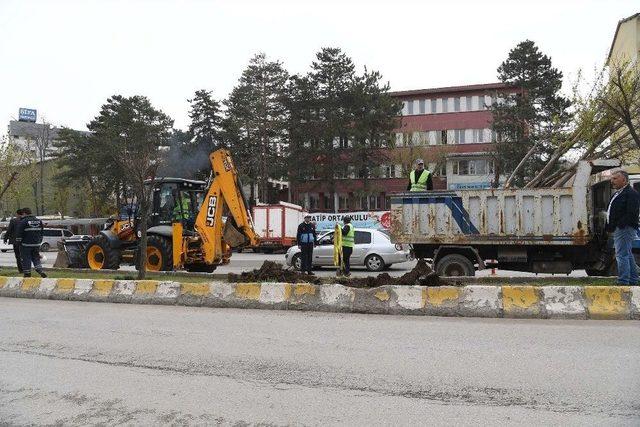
(292, 82, 512, 212)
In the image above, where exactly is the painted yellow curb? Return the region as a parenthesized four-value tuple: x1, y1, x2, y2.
(22, 277, 41, 291)
(584, 286, 630, 320)
(293, 283, 316, 297)
(235, 283, 261, 300)
(375, 290, 390, 301)
(181, 283, 210, 296)
(135, 280, 159, 295)
(503, 286, 541, 315)
(426, 287, 461, 306)
(0, 277, 7, 288)
(93, 280, 114, 296)
(55, 278, 75, 294)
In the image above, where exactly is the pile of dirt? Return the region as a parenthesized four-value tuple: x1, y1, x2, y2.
(229, 259, 451, 289)
(228, 261, 322, 285)
(335, 259, 451, 288)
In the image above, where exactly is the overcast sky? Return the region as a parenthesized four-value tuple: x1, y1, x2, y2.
(0, 0, 637, 132)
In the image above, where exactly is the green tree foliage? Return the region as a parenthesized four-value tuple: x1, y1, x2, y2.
(188, 89, 224, 152)
(491, 40, 571, 187)
(287, 48, 400, 210)
(224, 53, 289, 204)
(88, 95, 173, 279)
(54, 128, 120, 216)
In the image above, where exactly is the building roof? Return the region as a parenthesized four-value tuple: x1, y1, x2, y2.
(607, 12, 640, 64)
(8, 120, 62, 140)
(389, 82, 509, 98)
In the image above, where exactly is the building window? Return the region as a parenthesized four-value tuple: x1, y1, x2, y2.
(407, 101, 414, 115)
(431, 99, 437, 114)
(419, 99, 426, 114)
(478, 95, 486, 110)
(395, 132, 403, 147)
(452, 159, 494, 175)
(441, 130, 448, 145)
(432, 163, 446, 176)
(466, 96, 473, 111)
(473, 129, 486, 143)
(369, 195, 379, 210)
(309, 194, 319, 210)
(442, 98, 449, 113)
(323, 194, 333, 210)
(453, 129, 465, 144)
(454, 97, 461, 112)
(338, 194, 349, 210)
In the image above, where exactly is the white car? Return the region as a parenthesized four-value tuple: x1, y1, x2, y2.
(0, 232, 12, 252)
(285, 228, 411, 272)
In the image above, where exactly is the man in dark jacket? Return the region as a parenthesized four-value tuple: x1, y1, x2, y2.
(296, 215, 317, 274)
(606, 170, 640, 285)
(3, 208, 24, 273)
(15, 207, 47, 278)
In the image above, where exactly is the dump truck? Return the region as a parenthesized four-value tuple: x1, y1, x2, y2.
(252, 202, 305, 253)
(390, 159, 639, 276)
(61, 149, 260, 272)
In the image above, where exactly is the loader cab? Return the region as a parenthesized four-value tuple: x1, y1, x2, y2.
(147, 178, 207, 227)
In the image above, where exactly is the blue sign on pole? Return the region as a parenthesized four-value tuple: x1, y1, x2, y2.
(18, 108, 37, 122)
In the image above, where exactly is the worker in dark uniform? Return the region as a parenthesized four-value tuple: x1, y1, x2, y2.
(296, 215, 317, 274)
(407, 158, 433, 191)
(15, 207, 47, 278)
(3, 208, 24, 273)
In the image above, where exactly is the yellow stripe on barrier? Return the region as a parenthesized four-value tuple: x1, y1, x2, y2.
(584, 286, 630, 320)
(56, 278, 75, 293)
(294, 283, 317, 297)
(181, 283, 210, 296)
(235, 283, 261, 300)
(93, 280, 114, 296)
(0, 277, 7, 288)
(375, 290, 390, 302)
(426, 287, 460, 306)
(135, 281, 159, 295)
(22, 277, 41, 291)
(503, 286, 540, 314)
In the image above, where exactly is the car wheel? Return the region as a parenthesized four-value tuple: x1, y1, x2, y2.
(365, 254, 385, 272)
(40, 242, 50, 252)
(292, 254, 302, 271)
(436, 254, 475, 277)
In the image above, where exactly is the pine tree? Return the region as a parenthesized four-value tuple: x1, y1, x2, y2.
(490, 40, 571, 187)
(224, 53, 289, 204)
(188, 89, 224, 150)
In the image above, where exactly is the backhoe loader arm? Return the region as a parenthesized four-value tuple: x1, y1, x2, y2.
(193, 149, 260, 265)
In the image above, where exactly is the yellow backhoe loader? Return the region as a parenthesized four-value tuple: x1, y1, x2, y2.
(60, 149, 260, 272)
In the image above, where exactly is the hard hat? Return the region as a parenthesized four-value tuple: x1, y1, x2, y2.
(415, 158, 424, 165)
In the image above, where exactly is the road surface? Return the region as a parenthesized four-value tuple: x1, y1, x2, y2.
(0, 298, 638, 425)
(0, 250, 590, 278)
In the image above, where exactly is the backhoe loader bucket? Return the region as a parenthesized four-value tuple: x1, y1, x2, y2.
(55, 238, 90, 268)
(223, 220, 248, 248)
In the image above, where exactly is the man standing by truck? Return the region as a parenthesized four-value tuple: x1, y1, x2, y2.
(3, 208, 24, 273)
(296, 215, 317, 275)
(607, 170, 640, 285)
(407, 158, 433, 191)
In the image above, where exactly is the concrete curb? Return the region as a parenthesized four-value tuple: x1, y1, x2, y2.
(0, 276, 638, 320)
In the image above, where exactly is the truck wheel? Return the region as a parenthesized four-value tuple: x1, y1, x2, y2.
(436, 254, 475, 277)
(185, 263, 217, 273)
(365, 254, 386, 272)
(144, 235, 173, 272)
(84, 235, 120, 270)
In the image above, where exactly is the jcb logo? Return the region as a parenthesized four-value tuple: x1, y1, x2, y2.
(206, 196, 217, 227)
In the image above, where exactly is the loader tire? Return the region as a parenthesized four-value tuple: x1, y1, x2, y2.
(143, 235, 173, 272)
(84, 235, 120, 270)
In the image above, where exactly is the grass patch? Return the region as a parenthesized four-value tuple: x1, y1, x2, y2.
(0, 268, 215, 283)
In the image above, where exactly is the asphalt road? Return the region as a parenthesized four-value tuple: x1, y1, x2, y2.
(0, 298, 638, 425)
(0, 250, 590, 278)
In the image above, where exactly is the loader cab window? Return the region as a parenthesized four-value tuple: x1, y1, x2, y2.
(156, 183, 180, 225)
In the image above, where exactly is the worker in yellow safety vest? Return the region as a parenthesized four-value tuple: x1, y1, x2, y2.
(407, 158, 433, 191)
(339, 215, 355, 276)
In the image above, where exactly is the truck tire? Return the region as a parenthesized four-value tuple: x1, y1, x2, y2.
(292, 254, 302, 271)
(144, 235, 173, 272)
(436, 254, 475, 277)
(84, 235, 120, 270)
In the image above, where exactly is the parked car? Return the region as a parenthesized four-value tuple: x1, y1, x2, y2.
(0, 228, 76, 252)
(0, 231, 12, 252)
(285, 228, 411, 272)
